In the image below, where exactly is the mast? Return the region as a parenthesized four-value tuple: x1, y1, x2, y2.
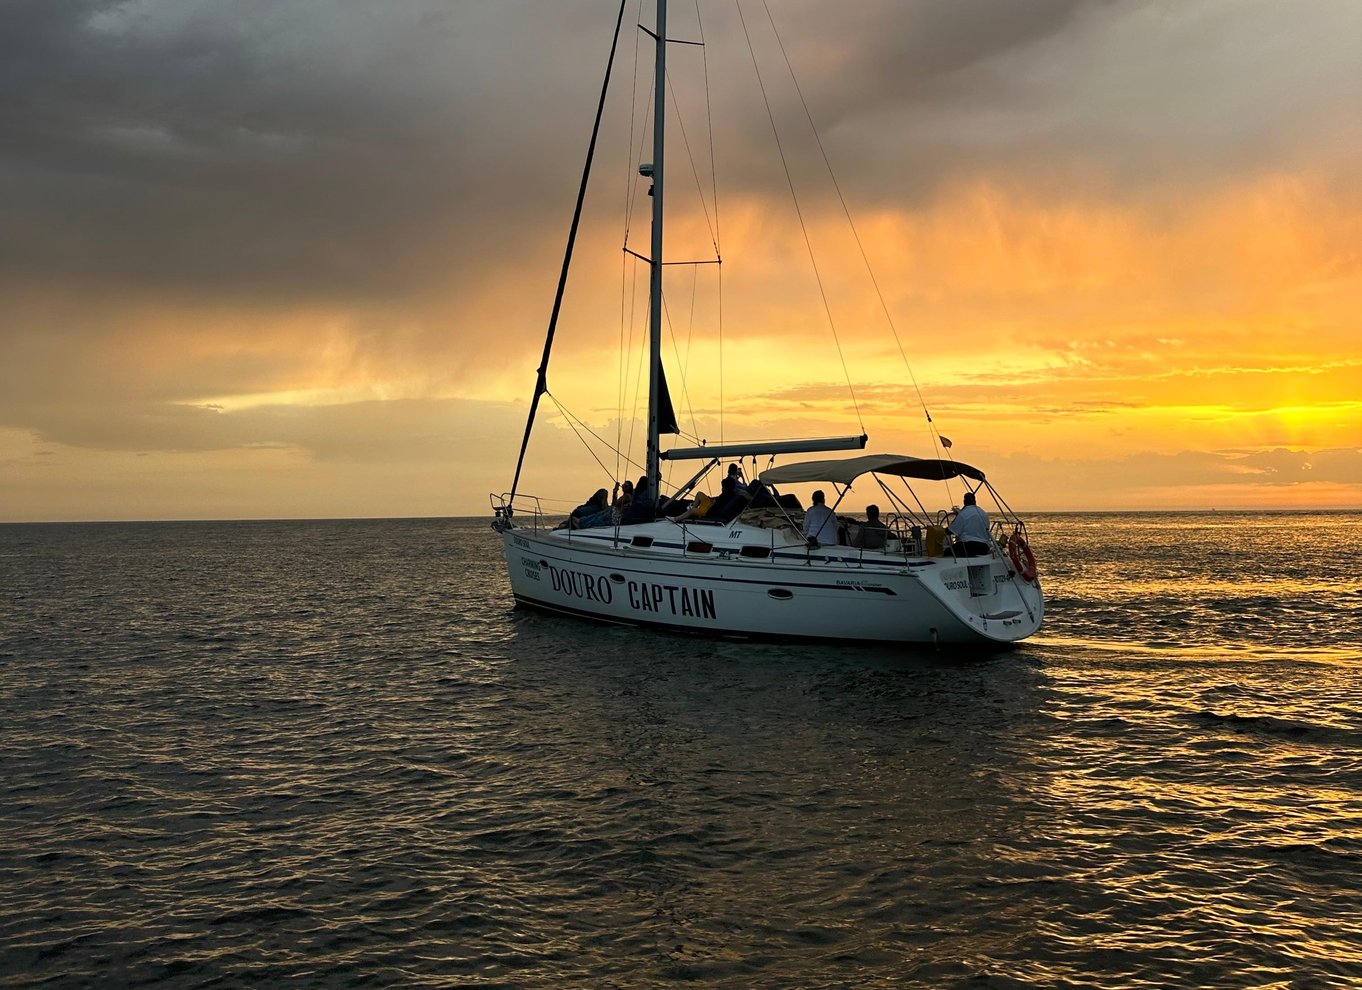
(645, 0, 667, 507)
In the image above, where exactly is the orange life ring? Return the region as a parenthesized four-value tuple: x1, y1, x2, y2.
(1007, 533, 1038, 582)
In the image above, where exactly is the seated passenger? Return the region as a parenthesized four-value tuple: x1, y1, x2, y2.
(708, 476, 747, 523)
(662, 496, 693, 518)
(569, 488, 610, 528)
(803, 489, 838, 546)
(746, 479, 778, 509)
(854, 504, 889, 550)
(611, 479, 634, 520)
(671, 491, 713, 523)
(727, 462, 749, 495)
(947, 491, 992, 557)
(619, 476, 656, 525)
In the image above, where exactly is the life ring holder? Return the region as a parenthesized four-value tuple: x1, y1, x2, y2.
(1007, 530, 1038, 582)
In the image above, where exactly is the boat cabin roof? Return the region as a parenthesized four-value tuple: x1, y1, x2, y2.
(759, 453, 985, 486)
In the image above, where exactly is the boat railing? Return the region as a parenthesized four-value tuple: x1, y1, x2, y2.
(882, 515, 922, 555)
(489, 492, 550, 533)
(873, 514, 1027, 564)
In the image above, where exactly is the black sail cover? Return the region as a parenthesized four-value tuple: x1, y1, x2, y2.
(658, 364, 679, 435)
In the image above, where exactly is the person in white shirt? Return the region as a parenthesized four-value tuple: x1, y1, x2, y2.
(947, 491, 992, 557)
(803, 490, 839, 546)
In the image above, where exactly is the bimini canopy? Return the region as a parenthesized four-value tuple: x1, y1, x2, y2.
(760, 453, 985, 486)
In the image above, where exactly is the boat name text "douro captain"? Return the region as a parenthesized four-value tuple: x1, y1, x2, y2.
(548, 565, 614, 603)
(546, 564, 717, 619)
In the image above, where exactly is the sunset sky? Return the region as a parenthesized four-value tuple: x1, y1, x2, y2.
(3, 0, 1359, 521)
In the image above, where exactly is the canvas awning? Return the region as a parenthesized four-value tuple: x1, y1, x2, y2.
(661, 433, 867, 461)
(759, 453, 986, 486)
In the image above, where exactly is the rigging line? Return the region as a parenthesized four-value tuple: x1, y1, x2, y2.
(510, 0, 629, 502)
(695, 0, 724, 447)
(537, 496, 589, 509)
(735, 1, 864, 432)
(623, 2, 652, 246)
(760, 0, 936, 441)
(549, 393, 641, 480)
(623, 62, 656, 249)
(622, 0, 643, 243)
(660, 290, 700, 438)
(665, 70, 721, 258)
(618, 0, 644, 480)
(617, 243, 633, 480)
(560, 395, 639, 467)
(897, 477, 931, 519)
(873, 475, 906, 519)
(695, 0, 720, 254)
(718, 253, 724, 445)
(985, 481, 1022, 528)
(622, 252, 643, 463)
(686, 263, 698, 389)
(627, 263, 649, 464)
(719, 256, 730, 446)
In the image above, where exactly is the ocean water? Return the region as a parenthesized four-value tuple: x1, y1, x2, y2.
(1, 512, 1359, 989)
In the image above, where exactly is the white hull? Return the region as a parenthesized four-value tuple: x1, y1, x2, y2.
(497, 519, 1043, 646)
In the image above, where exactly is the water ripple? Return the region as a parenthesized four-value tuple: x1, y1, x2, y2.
(1, 516, 1360, 988)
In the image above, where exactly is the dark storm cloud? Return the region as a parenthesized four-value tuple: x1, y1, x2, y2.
(730, 0, 1362, 201)
(784, 0, 1097, 110)
(0, 0, 621, 302)
(5, 0, 1356, 304)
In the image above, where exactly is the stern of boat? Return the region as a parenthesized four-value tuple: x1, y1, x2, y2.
(908, 546, 1044, 644)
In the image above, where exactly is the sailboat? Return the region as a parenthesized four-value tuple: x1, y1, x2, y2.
(491, 1, 1044, 646)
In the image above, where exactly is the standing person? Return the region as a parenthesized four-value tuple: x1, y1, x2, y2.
(803, 490, 838, 546)
(947, 491, 992, 556)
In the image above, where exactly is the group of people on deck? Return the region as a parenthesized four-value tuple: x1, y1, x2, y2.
(568, 463, 787, 530)
(568, 465, 993, 556)
(803, 488, 992, 556)
(567, 475, 653, 529)
(676, 463, 783, 523)
(803, 490, 888, 549)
